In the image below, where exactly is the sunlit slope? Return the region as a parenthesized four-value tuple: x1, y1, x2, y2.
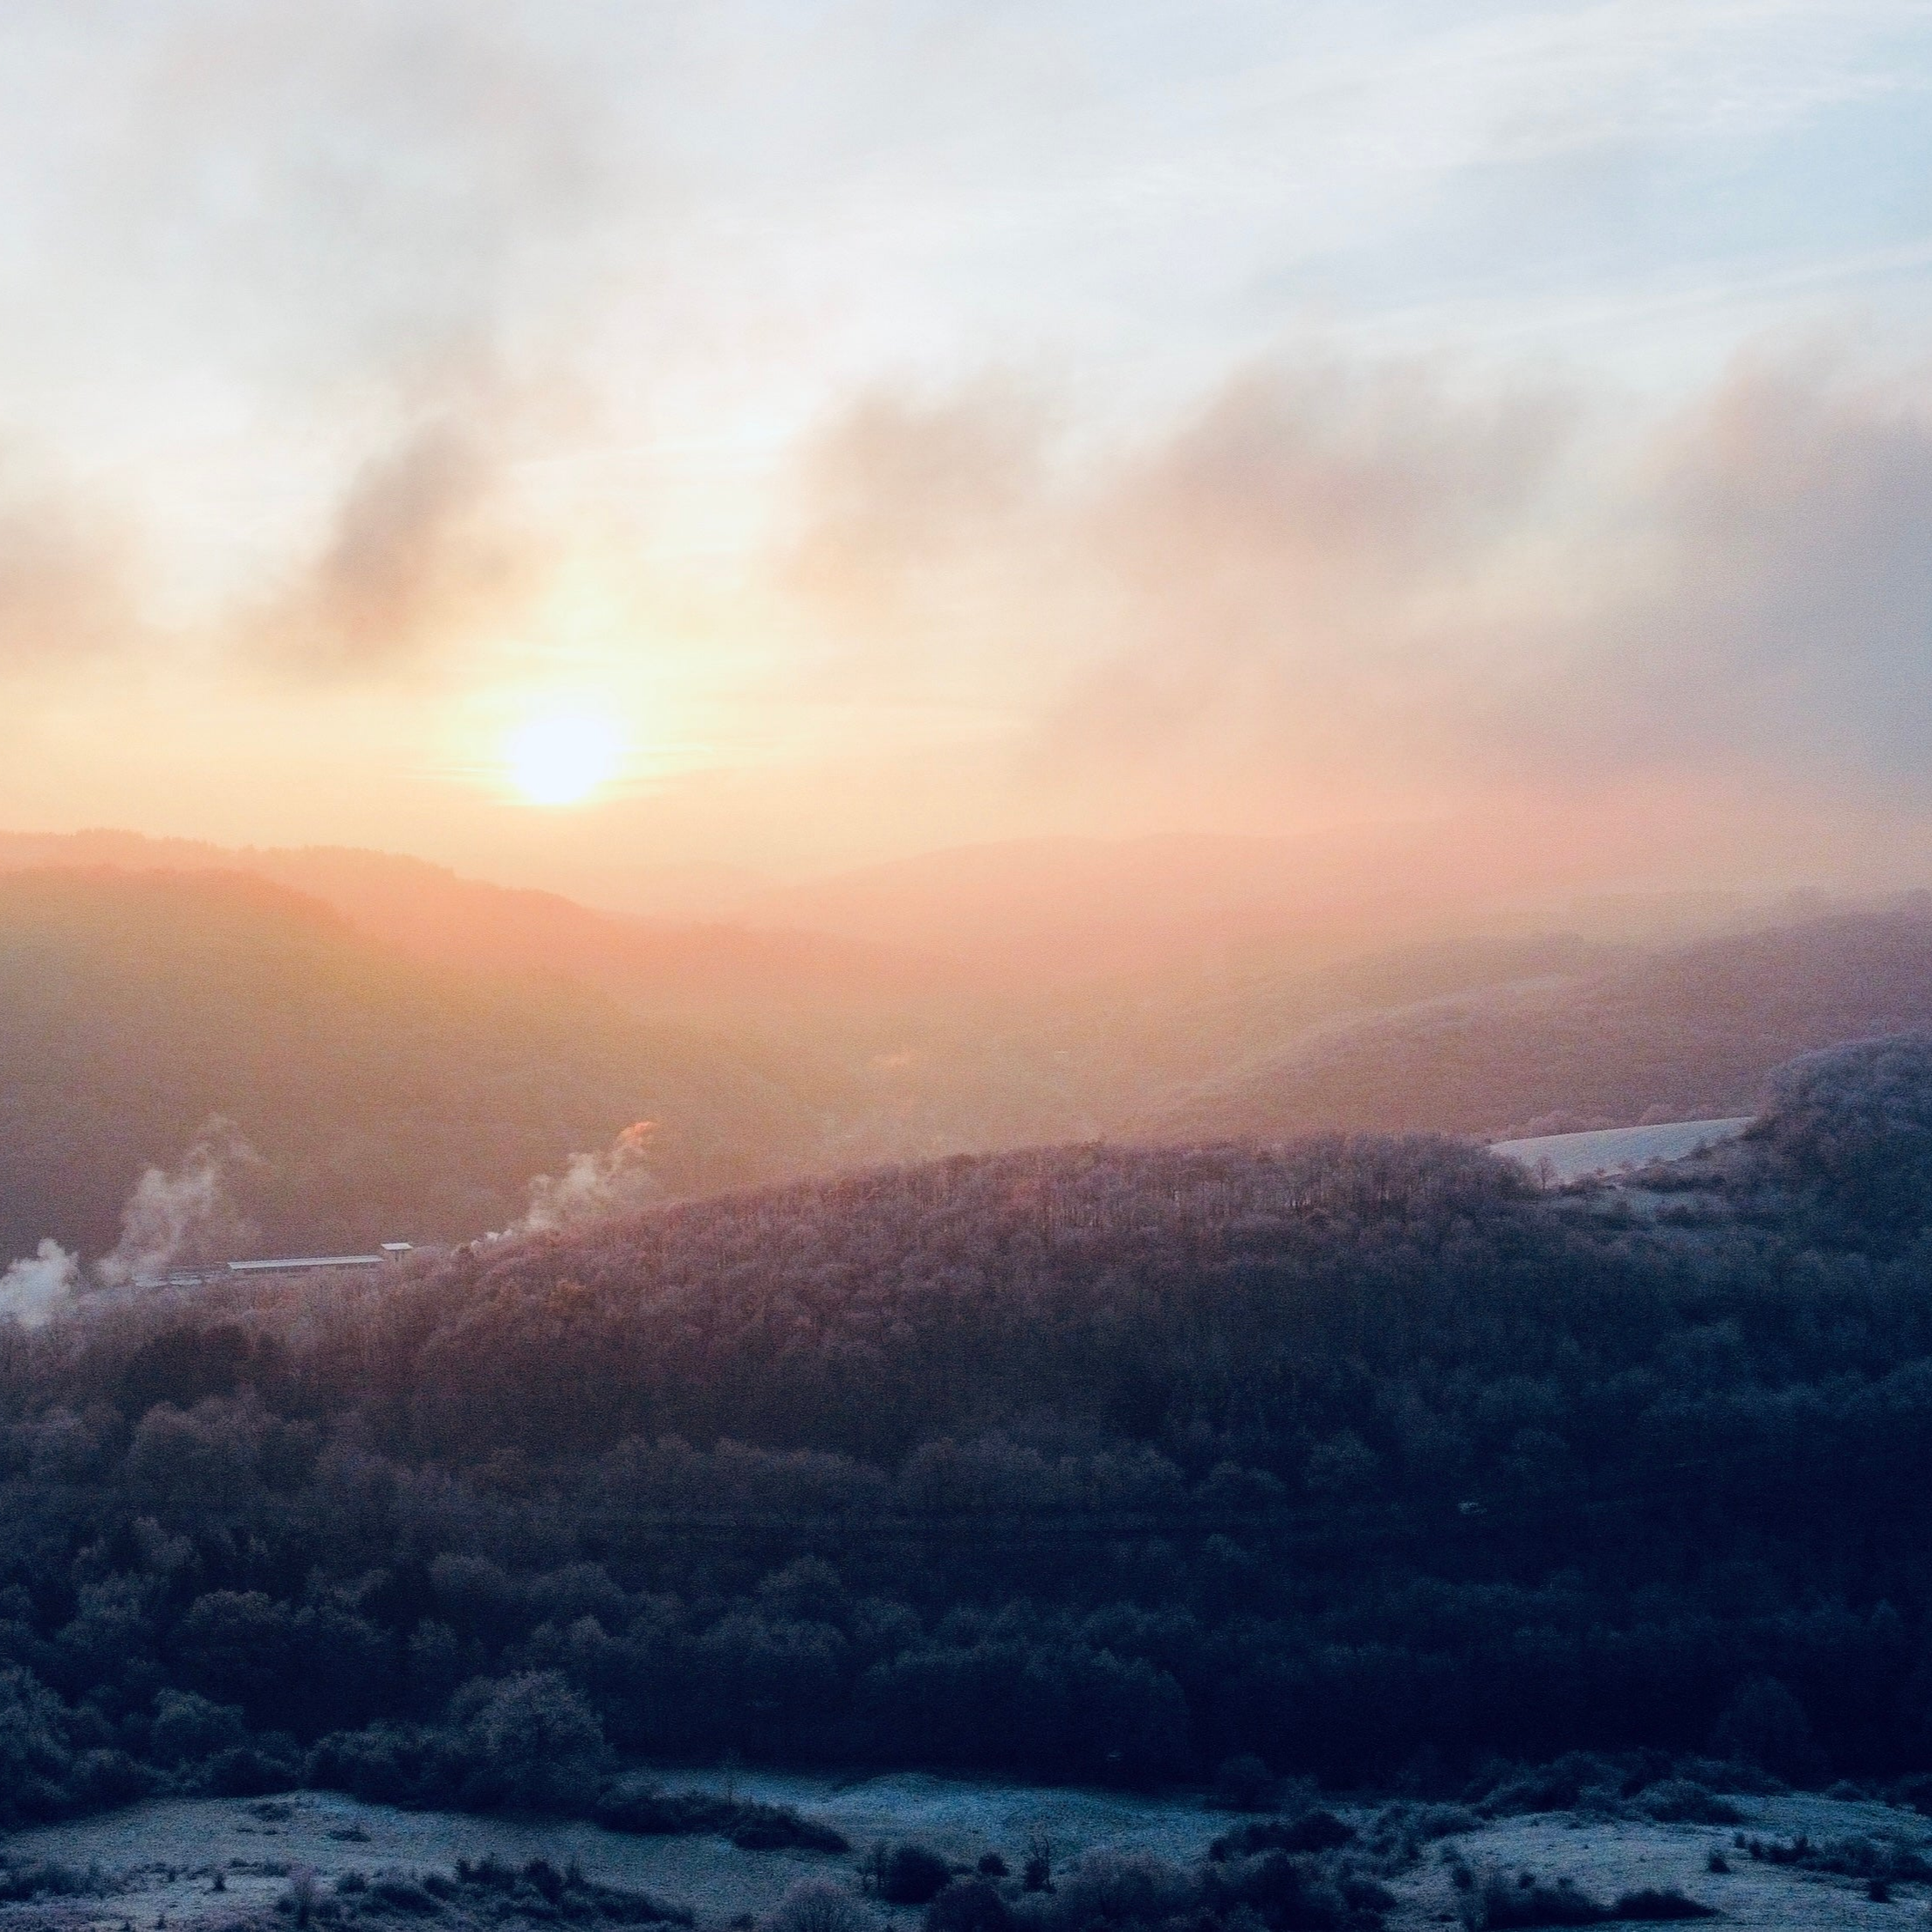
(0, 867, 823, 1260)
(1155, 908, 1932, 1141)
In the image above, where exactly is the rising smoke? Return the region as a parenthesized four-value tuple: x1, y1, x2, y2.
(514, 1121, 659, 1236)
(95, 1117, 261, 1287)
(0, 1239, 79, 1327)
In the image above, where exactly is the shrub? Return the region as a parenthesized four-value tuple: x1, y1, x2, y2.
(1477, 1755, 1622, 1818)
(923, 1877, 1011, 1932)
(1635, 1781, 1741, 1826)
(878, 1845, 952, 1907)
(1046, 1851, 1191, 1928)
(1741, 1834, 1932, 1882)
(368, 1872, 442, 1916)
(728, 1803, 849, 1854)
(201, 1743, 301, 1797)
(1468, 1869, 1609, 1927)
(0, 1860, 96, 1903)
(764, 1878, 873, 1932)
(1209, 1810, 1357, 1859)
(592, 1780, 848, 1851)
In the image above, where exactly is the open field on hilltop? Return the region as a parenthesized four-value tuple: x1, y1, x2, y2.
(1, 1782, 1929, 1929)
(1490, 1116, 1753, 1181)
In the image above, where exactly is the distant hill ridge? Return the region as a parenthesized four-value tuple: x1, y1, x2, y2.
(0, 829, 951, 1020)
(1157, 903, 1932, 1141)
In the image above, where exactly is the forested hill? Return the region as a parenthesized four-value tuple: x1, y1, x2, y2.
(4, 1036, 1932, 1818)
(0, 866, 824, 1261)
(1158, 904, 1932, 1140)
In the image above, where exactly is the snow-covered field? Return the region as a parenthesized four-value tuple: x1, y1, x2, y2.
(0, 1778, 1926, 1929)
(1490, 1117, 1753, 1182)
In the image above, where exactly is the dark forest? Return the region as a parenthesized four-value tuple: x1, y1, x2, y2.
(3, 1036, 1932, 1835)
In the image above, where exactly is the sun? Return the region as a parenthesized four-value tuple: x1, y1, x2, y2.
(505, 711, 624, 805)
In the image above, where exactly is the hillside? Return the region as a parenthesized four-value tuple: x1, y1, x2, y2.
(3, 1041, 1932, 1812)
(1157, 904, 1932, 1140)
(0, 830, 946, 1022)
(0, 867, 825, 1262)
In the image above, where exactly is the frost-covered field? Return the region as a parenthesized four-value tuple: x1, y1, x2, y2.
(0, 1779, 1927, 1929)
(1490, 1118, 1753, 1182)
(1386, 1790, 1931, 1928)
(0, 1773, 1227, 1929)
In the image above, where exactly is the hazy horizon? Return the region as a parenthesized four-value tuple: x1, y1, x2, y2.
(0, 3, 1928, 912)
(13, 15, 1932, 1850)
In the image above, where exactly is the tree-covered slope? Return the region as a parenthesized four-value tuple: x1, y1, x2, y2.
(0, 1042, 1927, 1812)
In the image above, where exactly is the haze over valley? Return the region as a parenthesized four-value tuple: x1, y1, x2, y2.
(9, 5, 1932, 1929)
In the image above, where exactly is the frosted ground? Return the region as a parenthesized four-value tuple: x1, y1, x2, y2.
(1490, 1118, 1753, 1182)
(0, 1777, 1926, 1929)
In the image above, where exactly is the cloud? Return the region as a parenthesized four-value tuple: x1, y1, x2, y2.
(252, 422, 538, 677)
(1577, 355, 1932, 781)
(773, 345, 1932, 831)
(100, 3, 611, 386)
(1048, 359, 1575, 769)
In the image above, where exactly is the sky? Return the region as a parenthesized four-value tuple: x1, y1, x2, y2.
(3, 0, 1931, 906)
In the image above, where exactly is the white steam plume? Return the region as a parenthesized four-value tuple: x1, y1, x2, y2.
(0, 1240, 79, 1327)
(96, 1117, 261, 1287)
(514, 1121, 659, 1236)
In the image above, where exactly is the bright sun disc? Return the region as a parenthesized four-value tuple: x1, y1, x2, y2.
(505, 712, 623, 805)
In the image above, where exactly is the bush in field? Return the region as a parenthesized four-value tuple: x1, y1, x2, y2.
(452, 1672, 608, 1814)
(766, 1878, 874, 1932)
(874, 1844, 952, 1906)
(593, 1778, 848, 1851)
(443, 1856, 691, 1925)
(1465, 1868, 1608, 1927)
(923, 1877, 1010, 1932)
(1210, 1810, 1357, 1859)
(1634, 1780, 1741, 1826)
